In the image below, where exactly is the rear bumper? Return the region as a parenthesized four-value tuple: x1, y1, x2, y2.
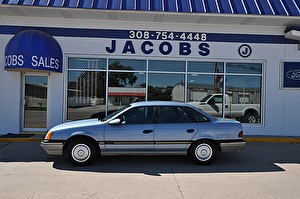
(41, 141, 63, 155)
(219, 139, 246, 152)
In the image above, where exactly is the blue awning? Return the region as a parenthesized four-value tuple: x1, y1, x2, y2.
(0, 0, 299, 16)
(4, 30, 63, 73)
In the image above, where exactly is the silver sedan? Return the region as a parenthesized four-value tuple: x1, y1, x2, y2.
(41, 101, 245, 165)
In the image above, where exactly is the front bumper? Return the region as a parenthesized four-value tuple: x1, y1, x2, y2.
(219, 139, 246, 152)
(41, 141, 63, 155)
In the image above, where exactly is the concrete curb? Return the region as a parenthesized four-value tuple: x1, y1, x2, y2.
(244, 137, 300, 143)
(0, 138, 43, 142)
(0, 133, 45, 142)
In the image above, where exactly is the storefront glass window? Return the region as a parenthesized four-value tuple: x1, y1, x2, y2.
(187, 62, 224, 73)
(67, 58, 263, 124)
(225, 75, 261, 123)
(187, 74, 224, 117)
(108, 72, 146, 112)
(148, 60, 185, 72)
(148, 73, 185, 101)
(226, 63, 262, 74)
(108, 59, 146, 71)
(68, 58, 106, 70)
(225, 62, 262, 123)
(67, 70, 106, 120)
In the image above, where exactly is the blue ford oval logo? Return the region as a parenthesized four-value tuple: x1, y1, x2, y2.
(286, 70, 300, 81)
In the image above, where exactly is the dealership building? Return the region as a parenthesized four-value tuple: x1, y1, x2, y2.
(1, 0, 300, 136)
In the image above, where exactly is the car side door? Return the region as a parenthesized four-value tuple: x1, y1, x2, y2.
(104, 106, 155, 153)
(154, 106, 199, 152)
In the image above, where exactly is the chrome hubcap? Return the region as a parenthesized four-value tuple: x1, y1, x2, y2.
(195, 143, 212, 161)
(71, 144, 91, 163)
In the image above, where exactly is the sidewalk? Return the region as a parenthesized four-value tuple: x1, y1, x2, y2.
(0, 133, 300, 143)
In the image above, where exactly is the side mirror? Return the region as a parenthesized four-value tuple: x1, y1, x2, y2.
(108, 118, 121, 125)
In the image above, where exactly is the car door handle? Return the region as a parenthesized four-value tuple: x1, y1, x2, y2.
(143, 130, 153, 134)
(187, 129, 195, 133)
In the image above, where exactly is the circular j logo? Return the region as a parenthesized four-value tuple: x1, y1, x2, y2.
(238, 44, 252, 58)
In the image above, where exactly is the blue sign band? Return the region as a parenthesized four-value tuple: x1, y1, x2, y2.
(0, 25, 295, 44)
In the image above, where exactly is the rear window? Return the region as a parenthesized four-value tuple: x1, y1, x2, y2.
(184, 107, 209, 122)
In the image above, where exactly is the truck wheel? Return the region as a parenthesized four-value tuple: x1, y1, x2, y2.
(67, 139, 97, 165)
(244, 113, 257, 123)
(189, 141, 217, 165)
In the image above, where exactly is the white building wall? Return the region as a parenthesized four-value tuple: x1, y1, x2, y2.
(1, 17, 299, 136)
(281, 44, 300, 136)
(0, 70, 22, 134)
(48, 72, 64, 129)
(0, 34, 21, 134)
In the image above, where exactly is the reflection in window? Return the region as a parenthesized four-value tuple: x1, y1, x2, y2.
(67, 71, 106, 120)
(188, 62, 224, 73)
(187, 74, 224, 102)
(227, 63, 262, 74)
(226, 75, 261, 123)
(24, 76, 48, 128)
(148, 73, 185, 101)
(149, 60, 185, 72)
(67, 58, 263, 124)
(108, 59, 146, 71)
(187, 73, 224, 118)
(68, 58, 106, 70)
(108, 72, 146, 111)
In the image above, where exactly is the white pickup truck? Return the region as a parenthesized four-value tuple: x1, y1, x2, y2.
(188, 94, 260, 123)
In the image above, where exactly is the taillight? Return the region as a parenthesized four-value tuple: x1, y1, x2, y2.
(238, 131, 243, 137)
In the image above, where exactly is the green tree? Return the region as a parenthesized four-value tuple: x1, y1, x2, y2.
(109, 61, 138, 87)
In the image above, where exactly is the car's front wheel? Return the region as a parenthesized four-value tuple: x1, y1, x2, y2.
(189, 141, 217, 165)
(67, 139, 97, 165)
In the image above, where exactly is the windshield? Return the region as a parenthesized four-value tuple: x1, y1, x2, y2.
(101, 105, 130, 121)
(200, 95, 212, 102)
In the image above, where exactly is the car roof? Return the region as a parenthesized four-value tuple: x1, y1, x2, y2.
(130, 101, 192, 107)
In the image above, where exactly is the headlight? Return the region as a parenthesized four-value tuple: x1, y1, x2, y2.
(44, 131, 53, 141)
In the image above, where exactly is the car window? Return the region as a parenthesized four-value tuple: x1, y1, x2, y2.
(200, 95, 212, 102)
(213, 96, 222, 103)
(158, 106, 192, 123)
(184, 107, 209, 122)
(121, 106, 155, 124)
(102, 105, 129, 121)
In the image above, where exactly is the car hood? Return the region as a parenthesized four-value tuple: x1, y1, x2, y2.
(49, 118, 102, 132)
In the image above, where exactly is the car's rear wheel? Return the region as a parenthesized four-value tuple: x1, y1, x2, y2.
(190, 141, 217, 165)
(67, 139, 96, 165)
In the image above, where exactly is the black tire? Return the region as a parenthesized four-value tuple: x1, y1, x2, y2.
(189, 141, 217, 165)
(67, 139, 97, 165)
(244, 112, 257, 123)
